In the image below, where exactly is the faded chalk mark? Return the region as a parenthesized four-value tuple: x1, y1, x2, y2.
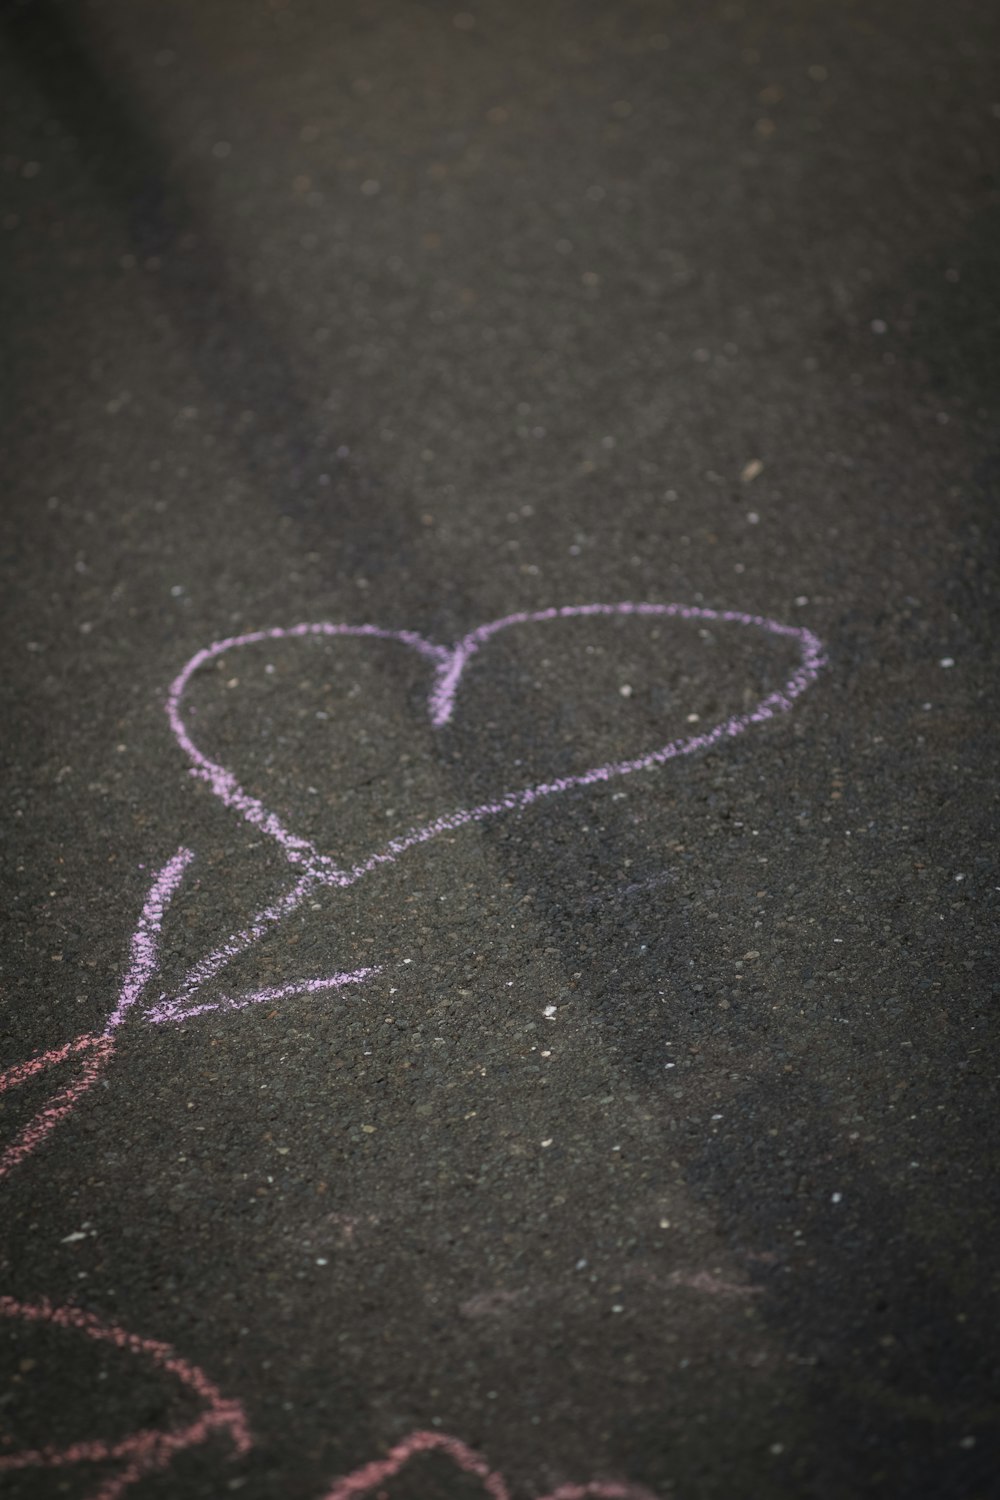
(583, 870, 679, 910)
(665, 1270, 764, 1298)
(459, 1288, 533, 1320)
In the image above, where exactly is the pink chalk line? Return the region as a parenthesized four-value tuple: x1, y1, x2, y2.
(320, 1428, 659, 1500)
(0, 849, 192, 1183)
(0, 1296, 251, 1499)
(0, 1033, 114, 1181)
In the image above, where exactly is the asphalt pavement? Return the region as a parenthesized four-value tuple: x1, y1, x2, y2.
(1, 2, 998, 1497)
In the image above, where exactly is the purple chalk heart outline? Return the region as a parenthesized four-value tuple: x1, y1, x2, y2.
(145, 603, 824, 1026)
(1, 604, 825, 1157)
(166, 603, 824, 882)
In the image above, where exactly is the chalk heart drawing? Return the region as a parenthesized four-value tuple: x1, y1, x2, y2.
(2, 604, 824, 1168)
(167, 603, 825, 885)
(0, 602, 824, 1497)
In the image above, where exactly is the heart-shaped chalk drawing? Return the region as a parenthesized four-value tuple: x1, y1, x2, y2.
(143, 603, 824, 1024)
(0, 1296, 250, 1500)
(167, 603, 825, 884)
(319, 1428, 660, 1500)
(0, 603, 825, 1157)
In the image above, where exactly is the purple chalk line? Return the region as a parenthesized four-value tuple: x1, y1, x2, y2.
(147, 970, 381, 1025)
(104, 847, 195, 1031)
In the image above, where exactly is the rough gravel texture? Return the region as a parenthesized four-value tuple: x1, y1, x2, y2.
(1, 2, 998, 1498)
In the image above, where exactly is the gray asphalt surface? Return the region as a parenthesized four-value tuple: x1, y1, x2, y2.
(2, 2, 999, 1497)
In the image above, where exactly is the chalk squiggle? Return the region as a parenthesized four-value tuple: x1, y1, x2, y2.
(0, 1295, 251, 1499)
(321, 1428, 659, 1500)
